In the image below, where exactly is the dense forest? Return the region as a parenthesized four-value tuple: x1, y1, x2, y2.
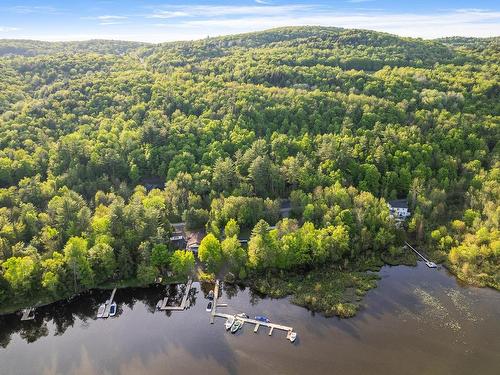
(0, 27, 498, 315)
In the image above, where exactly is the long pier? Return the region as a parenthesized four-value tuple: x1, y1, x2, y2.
(209, 279, 296, 341)
(214, 312, 294, 336)
(405, 242, 437, 268)
(159, 279, 193, 311)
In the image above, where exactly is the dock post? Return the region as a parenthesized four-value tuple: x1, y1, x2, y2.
(254, 324, 259, 333)
(269, 327, 274, 336)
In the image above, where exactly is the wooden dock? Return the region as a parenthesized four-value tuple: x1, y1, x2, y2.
(210, 279, 220, 324)
(405, 242, 437, 268)
(214, 312, 294, 336)
(101, 288, 117, 318)
(159, 279, 193, 311)
(209, 279, 296, 341)
(21, 307, 35, 321)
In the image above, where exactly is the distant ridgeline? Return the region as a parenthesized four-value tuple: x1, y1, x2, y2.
(0, 27, 498, 312)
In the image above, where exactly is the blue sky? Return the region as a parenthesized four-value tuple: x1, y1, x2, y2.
(0, 1, 499, 42)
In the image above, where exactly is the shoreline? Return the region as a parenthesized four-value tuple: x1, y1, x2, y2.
(0, 276, 187, 316)
(1, 258, 497, 317)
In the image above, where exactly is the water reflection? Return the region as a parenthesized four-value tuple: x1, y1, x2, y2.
(0, 284, 201, 348)
(0, 264, 499, 375)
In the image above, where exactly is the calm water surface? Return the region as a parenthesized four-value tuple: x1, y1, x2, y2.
(0, 263, 499, 375)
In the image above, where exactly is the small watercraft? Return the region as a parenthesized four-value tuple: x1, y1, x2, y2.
(109, 302, 117, 317)
(225, 315, 235, 330)
(231, 319, 243, 333)
(206, 301, 213, 312)
(255, 315, 271, 323)
(97, 304, 106, 318)
(156, 300, 162, 310)
(287, 331, 297, 343)
(207, 290, 214, 300)
(236, 313, 249, 319)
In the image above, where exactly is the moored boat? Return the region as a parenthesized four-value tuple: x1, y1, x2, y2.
(109, 302, 117, 317)
(97, 304, 106, 318)
(206, 301, 213, 312)
(230, 319, 243, 333)
(287, 330, 297, 343)
(236, 313, 249, 319)
(225, 315, 235, 330)
(255, 315, 271, 323)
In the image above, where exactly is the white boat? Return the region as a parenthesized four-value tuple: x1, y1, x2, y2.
(156, 300, 162, 310)
(109, 302, 117, 317)
(426, 261, 437, 268)
(287, 331, 297, 343)
(231, 319, 243, 333)
(97, 304, 106, 318)
(225, 315, 235, 330)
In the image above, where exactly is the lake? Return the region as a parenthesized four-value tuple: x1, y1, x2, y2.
(0, 262, 499, 375)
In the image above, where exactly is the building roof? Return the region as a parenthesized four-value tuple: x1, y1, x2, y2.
(388, 199, 409, 209)
(186, 230, 205, 248)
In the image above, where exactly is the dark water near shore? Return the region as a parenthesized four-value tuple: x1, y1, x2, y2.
(1, 262, 499, 375)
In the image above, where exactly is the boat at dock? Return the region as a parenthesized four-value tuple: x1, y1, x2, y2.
(206, 301, 213, 312)
(97, 304, 106, 318)
(255, 315, 271, 323)
(207, 290, 214, 300)
(109, 302, 117, 317)
(287, 330, 297, 343)
(230, 319, 243, 333)
(225, 315, 235, 330)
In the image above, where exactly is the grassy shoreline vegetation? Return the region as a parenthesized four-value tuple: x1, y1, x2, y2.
(0, 27, 498, 317)
(251, 267, 381, 318)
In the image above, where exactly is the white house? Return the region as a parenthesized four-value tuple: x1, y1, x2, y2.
(388, 199, 411, 220)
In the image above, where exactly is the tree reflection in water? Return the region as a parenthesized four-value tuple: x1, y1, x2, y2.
(0, 283, 199, 348)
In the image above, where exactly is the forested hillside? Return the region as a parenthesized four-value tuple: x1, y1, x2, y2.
(0, 27, 498, 313)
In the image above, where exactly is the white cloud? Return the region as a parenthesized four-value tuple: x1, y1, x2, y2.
(148, 11, 190, 19)
(97, 15, 128, 20)
(6, 5, 60, 14)
(99, 22, 127, 26)
(82, 15, 128, 21)
(148, 5, 312, 19)
(0, 26, 20, 32)
(255, 0, 272, 4)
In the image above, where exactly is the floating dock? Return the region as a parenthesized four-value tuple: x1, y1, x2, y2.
(158, 279, 193, 311)
(21, 307, 35, 321)
(214, 312, 294, 338)
(209, 279, 296, 341)
(98, 288, 117, 318)
(405, 242, 437, 268)
(209, 279, 220, 324)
